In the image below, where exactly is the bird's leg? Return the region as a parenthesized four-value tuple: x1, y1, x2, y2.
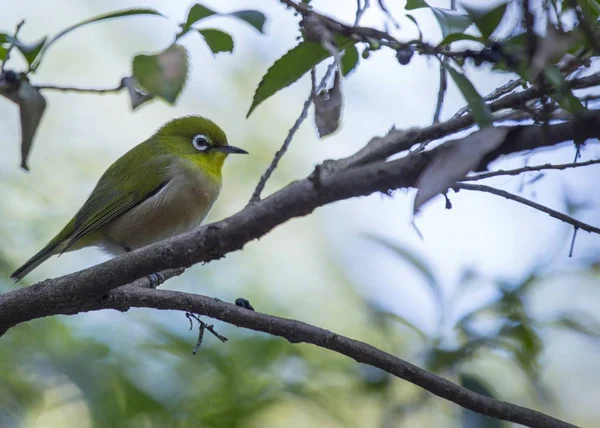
(121, 242, 164, 288)
(147, 273, 165, 288)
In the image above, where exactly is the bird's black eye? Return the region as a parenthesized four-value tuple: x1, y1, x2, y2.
(192, 134, 210, 151)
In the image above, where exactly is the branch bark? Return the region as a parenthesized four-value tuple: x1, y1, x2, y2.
(2, 114, 599, 335)
(45, 286, 575, 428)
(2, 106, 598, 428)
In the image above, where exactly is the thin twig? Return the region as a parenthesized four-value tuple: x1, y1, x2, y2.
(249, 63, 336, 204)
(1, 20, 25, 73)
(278, 0, 466, 59)
(185, 312, 228, 354)
(463, 159, 600, 181)
(456, 183, 600, 235)
(34, 82, 125, 94)
(450, 79, 523, 120)
(354, 0, 370, 26)
(568, 227, 578, 257)
(86, 287, 580, 427)
(433, 60, 447, 124)
(376, 0, 400, 29)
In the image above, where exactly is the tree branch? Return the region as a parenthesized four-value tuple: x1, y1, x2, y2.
(16, 285, 580, 428)
(463, 158, 600, 181)
(34, 81, 125, 94)
(324, 73, 600, 173)
(432, 59, 447, 124)
(2, 101, 597, 428)
(456, 182, 600, 235)
(2, 113, 599, 336)
(278, 0, 466, 59)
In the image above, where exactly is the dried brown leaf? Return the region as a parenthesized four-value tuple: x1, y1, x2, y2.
(314, 71, 342, 138)
(121, 76, 154, 110)
(0, 75, 47, 171)
(414, 126, 510, 213)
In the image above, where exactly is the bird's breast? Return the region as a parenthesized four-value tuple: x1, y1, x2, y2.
(101, 164, 221, 253)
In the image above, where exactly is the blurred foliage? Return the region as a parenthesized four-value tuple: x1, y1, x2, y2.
(2, 0, 600, 427)
(2, 234, 600, 427)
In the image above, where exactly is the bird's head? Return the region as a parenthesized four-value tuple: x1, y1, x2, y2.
(155, 116, 248, 175)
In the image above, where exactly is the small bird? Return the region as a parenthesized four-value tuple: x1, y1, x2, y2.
(11, 115, 248, 282)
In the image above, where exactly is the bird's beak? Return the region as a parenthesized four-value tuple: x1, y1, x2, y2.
(216, 145, 249, 154)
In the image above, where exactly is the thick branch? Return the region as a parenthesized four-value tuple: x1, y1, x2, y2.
(1, 103, 596, 428)
(41, 286, 570, 428)
(2, 114, 599, 336)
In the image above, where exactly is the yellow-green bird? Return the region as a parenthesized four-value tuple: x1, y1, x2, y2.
(11, 115, 247, 283)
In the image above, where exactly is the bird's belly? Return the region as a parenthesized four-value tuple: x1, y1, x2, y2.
(100, 174, 220, 253)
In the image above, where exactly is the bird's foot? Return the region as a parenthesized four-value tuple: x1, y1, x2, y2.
(147, 273, 165, 288)
(235, 298, 255, 311)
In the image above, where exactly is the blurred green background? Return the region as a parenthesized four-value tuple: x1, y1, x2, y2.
(1, 0, 600, 427)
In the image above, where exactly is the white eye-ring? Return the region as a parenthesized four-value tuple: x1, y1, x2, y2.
(192, 134, 210, 151)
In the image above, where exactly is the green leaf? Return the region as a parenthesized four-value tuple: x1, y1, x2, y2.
(185, 4, 217, 27)
(405, 0, 472, 38)
(438, 33, 485, 47)
(584, 0, 600, 17)
(367, 235, 443, 308)
(5, 36, 47, 66)
(31, 8, 163, 71)
(406, 14, 423, 40)
(542, 66, 585, 113)
(374, 309, 428, 340)
(229, 10, 266, 33)
(198, 29, 234, 54)
(500, 322, 542, 375)
(132, 44, 188, 104)
(463, 3, 508, 39)
(431, 8, 473, 38)
(553, 313, 600, 339)
(182, 4, 266, 34)
(247, 35, 354, 117)
(443, 62, 493, 127)
(405, 0, 428, 10)
(341, 45, 359, 76)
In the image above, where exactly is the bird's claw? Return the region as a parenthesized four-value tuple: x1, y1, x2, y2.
(235, 298, 254, 311)
(147, 273, 165, 288)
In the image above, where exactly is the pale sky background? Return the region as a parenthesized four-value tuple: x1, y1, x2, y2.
(1, 0, 600, 423)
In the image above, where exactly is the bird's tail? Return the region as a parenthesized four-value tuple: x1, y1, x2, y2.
(11, 241, 61, 282)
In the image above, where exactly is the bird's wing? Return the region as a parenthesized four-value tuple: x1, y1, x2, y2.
(61, 155, 171, 253)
